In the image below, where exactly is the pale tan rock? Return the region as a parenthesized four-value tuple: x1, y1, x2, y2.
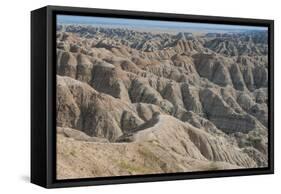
(56, 28, 269, 179)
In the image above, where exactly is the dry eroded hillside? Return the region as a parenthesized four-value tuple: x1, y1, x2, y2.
(56, 25, 268, 179)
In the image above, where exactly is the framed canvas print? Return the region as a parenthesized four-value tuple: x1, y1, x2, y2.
(31, 5, 274, 188)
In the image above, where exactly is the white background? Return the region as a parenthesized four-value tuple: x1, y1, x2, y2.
(0, 0, 279, 193)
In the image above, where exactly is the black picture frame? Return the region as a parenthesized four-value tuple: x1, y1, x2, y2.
(31, 5, 274, 188)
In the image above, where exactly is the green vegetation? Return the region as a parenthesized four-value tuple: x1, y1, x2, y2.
(248, 136, 262, 146)
(118, 160, 151, 174)
(69, 150, 76, 156)
(206, 162, 220, 171)
(138, 146, 168, 172)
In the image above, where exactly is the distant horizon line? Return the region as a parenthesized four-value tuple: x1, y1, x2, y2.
(57, 15, 268, 33)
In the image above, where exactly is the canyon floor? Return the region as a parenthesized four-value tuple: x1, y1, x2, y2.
(56, 24, 268, 179)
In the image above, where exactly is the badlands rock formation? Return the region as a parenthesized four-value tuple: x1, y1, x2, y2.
(56, 24, 268, 179)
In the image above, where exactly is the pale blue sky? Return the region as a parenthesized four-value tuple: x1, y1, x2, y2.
(57, 15, 268, 32)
